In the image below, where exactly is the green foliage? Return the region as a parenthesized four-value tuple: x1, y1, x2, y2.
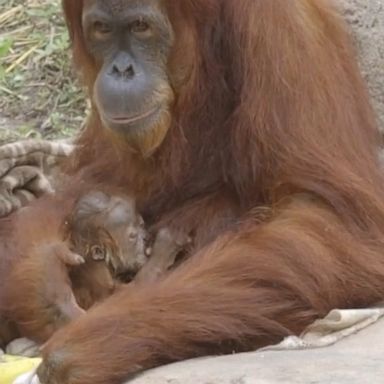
(0, 37, 13, 58)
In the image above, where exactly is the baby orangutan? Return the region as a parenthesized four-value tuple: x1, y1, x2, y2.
(67, 191, 149, 310)
(69, 191, 190, 308)
(1, 191, 189, 345)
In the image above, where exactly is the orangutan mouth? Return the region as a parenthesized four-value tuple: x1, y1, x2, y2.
(105, 106, 161, 126)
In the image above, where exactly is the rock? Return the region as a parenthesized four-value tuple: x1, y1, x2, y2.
(339, 0, 384, 131)
(128, 318, 384, 384)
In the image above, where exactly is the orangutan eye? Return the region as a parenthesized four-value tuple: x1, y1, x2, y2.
(92, 21, 113, 40)
(130, 19, 151, 36)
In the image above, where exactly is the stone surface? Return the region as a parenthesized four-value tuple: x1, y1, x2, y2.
(339, 0, 384, 131)
(129, 318, 384, 384)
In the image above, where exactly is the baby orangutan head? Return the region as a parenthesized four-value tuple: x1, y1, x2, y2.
(67, 191, 148, 309)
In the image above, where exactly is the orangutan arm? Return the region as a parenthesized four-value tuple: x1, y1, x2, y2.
(0, 194, 86, 343)
(4, 241, 85, 343)
(36, 198, 384, 384)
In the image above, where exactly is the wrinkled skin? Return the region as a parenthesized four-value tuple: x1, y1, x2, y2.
(83, 0, 175, 156)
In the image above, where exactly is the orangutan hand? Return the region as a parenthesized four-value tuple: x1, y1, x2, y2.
(36, 290, 150, 384)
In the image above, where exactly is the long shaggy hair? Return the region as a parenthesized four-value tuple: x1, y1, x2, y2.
(5, 1, 384, 383)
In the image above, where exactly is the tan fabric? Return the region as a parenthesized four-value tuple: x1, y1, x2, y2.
(0, 140, 74, 217)
(260, 305, 384, 351)
(6, 339, 39, 359)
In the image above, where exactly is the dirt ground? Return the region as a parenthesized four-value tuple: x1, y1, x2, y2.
(0, 0, 86, 144)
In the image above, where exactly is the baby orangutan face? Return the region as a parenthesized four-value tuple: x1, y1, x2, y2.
(68, 191, 149, 309)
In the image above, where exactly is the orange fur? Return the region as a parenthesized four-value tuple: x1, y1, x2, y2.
(2, 0, 384, 383)
(0, 186, 123, 343)
(0, 188, 109, 344)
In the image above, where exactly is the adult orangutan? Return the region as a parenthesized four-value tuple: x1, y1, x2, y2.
(4, 0, 384, 383)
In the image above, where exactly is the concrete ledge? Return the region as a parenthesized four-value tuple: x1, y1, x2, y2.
(129, 318, 384, 384)
(339, 0, 384, 130)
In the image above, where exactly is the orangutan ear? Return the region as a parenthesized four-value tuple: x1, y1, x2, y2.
(62, 0, 98, 87)
(62, 0, 83, 43)
(90, 245, 106, 261)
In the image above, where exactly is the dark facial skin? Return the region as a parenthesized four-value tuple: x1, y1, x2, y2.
(82, 0, 175, 154)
